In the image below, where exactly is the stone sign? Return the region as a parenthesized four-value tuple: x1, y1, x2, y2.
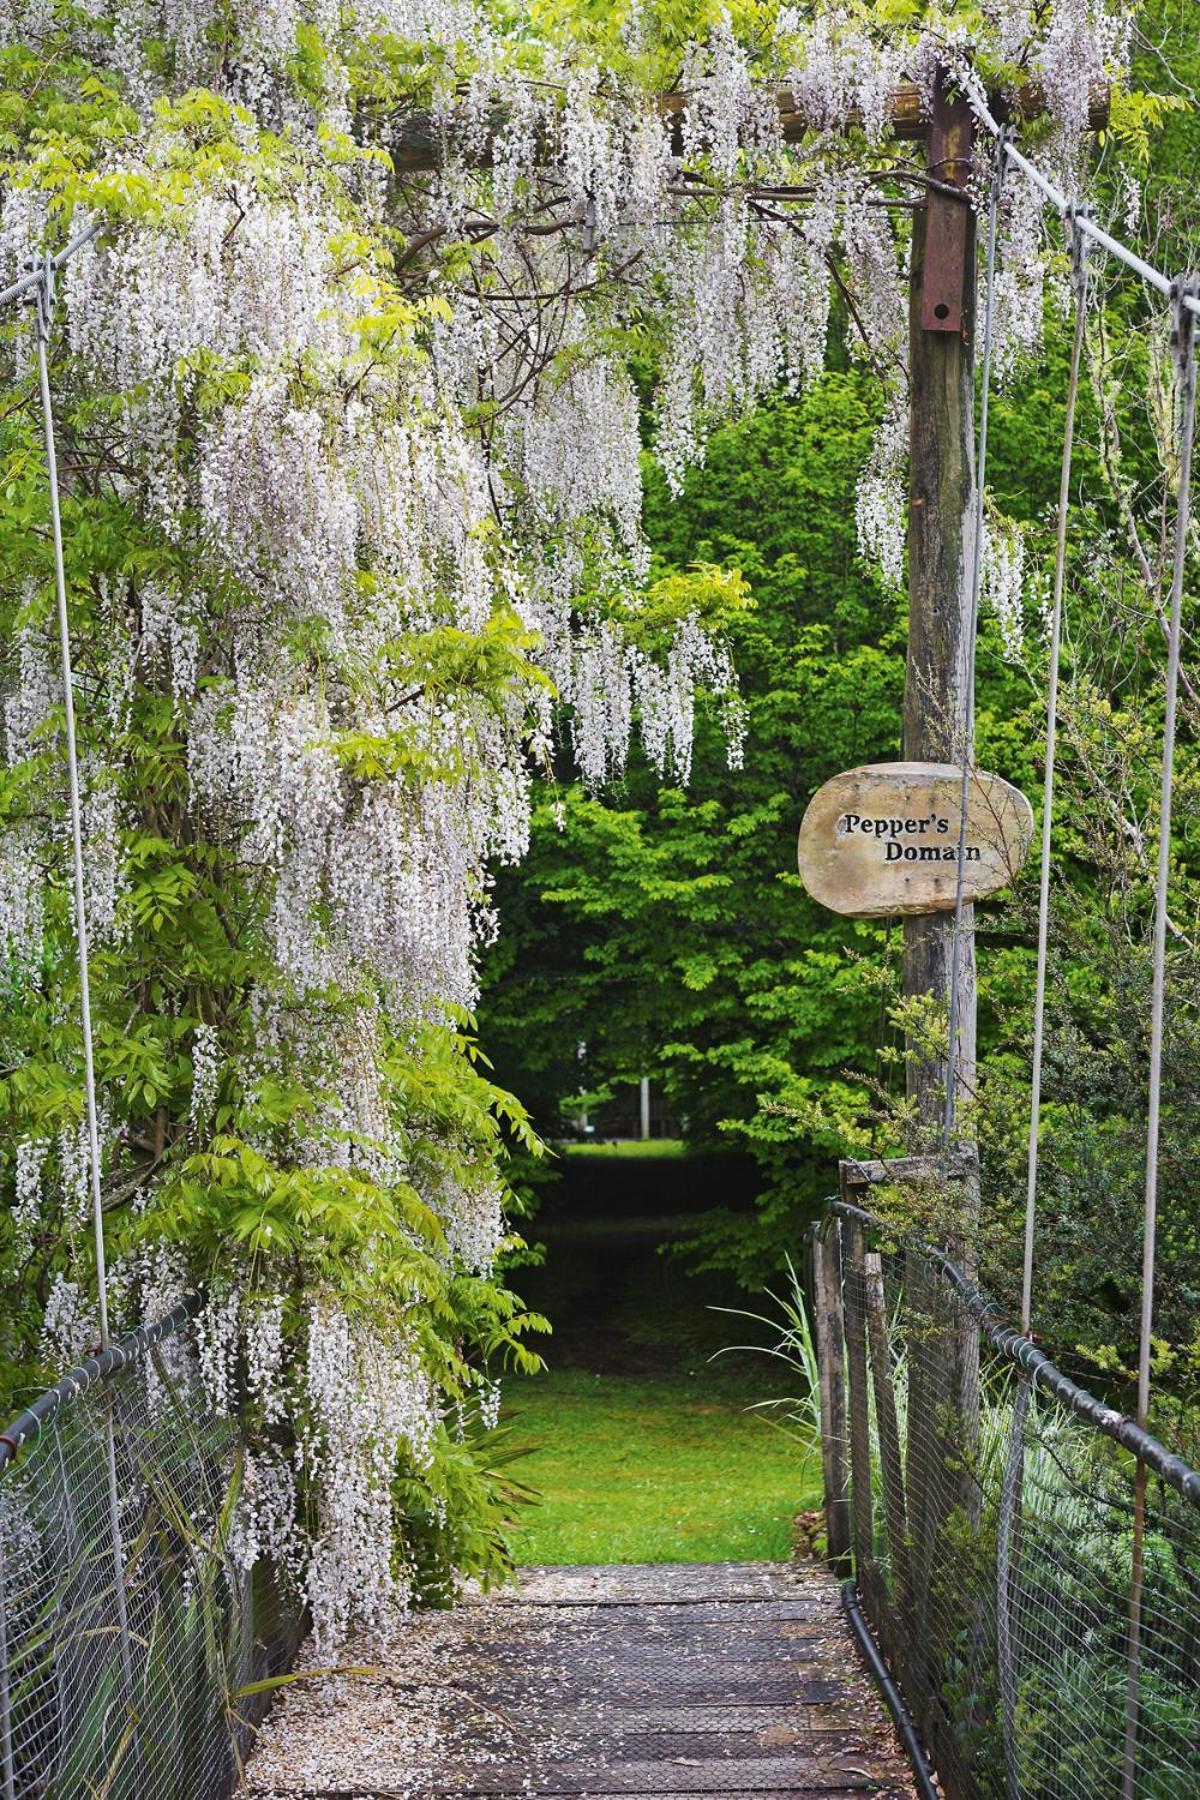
(797, 762, 1034, 919)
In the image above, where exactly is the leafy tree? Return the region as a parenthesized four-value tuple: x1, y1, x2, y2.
(482, 2, 1200, 1355)
(482, 373, 907, 1276)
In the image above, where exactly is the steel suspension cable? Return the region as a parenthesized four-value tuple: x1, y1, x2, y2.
(1000, 199, 1089, 1781)
(32, 254, 112, 1351)
(1123, 274, 1199, 1798)
(962, 75, 1200, 320)
(0, 218, 100, 310)
(997, 219, 1092, 1797)
(25, 230, 137, 1710)
(943, 128, 1006, 1149)
(1137, 271, 1198, 1477)
(1021, 210, 1090, 1338)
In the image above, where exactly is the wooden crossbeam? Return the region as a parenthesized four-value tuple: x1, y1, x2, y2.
(392, 81, 1108, 172)
(758, 79, 1107, 146)
(841, 1153, 945, 1187)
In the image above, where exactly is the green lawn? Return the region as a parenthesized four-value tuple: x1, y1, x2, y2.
(503, 1364, 820, 1565)
(556, 1138, 687, 1159)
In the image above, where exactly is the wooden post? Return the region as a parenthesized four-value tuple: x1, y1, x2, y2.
(903, 62, 984, 1635)
(811, 1221, 851, 1574)
(904, 66, 979, 1136)
(864, 1249, 913, 1615)
(841, 1213, 876, 1584)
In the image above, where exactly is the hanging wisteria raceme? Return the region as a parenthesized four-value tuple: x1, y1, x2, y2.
(0, 0, 1133, 1645)
(981, 513, 1032, 661)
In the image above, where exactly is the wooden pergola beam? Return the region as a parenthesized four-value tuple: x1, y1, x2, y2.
(392, 80, 1109, 172)
(771, 78, 1109, 143)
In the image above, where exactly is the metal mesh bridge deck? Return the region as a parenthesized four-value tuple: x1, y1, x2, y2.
(242, 1561, 917, 1797)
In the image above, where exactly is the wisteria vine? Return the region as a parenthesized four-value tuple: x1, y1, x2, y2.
(0, 0, 1134, 1646)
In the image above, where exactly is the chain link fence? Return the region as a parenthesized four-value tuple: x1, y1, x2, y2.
(811, 1177, 1200, 1800)
(0, 1299, 302, 1799)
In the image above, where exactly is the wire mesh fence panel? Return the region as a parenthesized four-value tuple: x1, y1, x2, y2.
(0, 1303, 302, 1800)
(823, 1203, 1200, 1800)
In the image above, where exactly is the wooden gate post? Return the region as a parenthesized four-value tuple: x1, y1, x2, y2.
(864, 1248, 913, 1615)
(842, 1215, 877, 1584)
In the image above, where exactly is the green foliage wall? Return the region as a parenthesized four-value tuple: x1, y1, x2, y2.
(482, 373, 907, 1275)
(480, 5, 1200, 1396)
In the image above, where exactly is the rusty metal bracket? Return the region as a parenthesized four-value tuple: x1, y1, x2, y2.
(920, 69, 974, 334)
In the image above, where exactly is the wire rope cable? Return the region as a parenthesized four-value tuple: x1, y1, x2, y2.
(1122, 273, 1199, 1800)
(1021, 208, 1090, 1338)
(30, 250, 139, 1730)
(0, 218, 100, 309)
(996, 202, 1091, 1800)
(1136, 272, 1198, 1456)
(943, 126, 1006, 1149)
(31, 254, 112, 1351)
(961, 73, 1200, 315)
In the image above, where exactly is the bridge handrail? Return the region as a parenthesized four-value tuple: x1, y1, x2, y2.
(817, 1197, 1200, 1800)
(0, 1295, 301, 1800)
(0, 1292, 201, 1480)
(828, 1197, 1200, 1509)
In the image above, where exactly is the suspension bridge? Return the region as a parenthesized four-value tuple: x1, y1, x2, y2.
(2, 63, 1200, 1800)
(242, 1563, 919, 1797)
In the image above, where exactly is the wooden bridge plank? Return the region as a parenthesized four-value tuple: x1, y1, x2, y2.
(429, 1757, 900, 1794)
(492, 1605, 831, 1634)
(501, 1562, 811, 1605)
(460, 1675, 847, 1706)
(452, 1635, 841, 1669)
(241, 1563, 919, 1798)
(249, 1790, 903, 1798)
(440, 1703, 884, 1736)
(465, 1608, 831, 1637)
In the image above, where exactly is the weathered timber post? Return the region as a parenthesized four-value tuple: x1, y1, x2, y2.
(904, 67, 978, 1125)
(842, 1216, 876, 1584)
(903, 67, 984, 1647)
(864, 1248, 912, 1617)
(811, 1219, 851, 1574)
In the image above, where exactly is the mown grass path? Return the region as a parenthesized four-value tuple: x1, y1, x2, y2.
(506, 1366, 819, 1564)
(505, 1189, 819, 1566)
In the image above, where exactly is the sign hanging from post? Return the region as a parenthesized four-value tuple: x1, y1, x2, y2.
(797, 762, 1034, 919)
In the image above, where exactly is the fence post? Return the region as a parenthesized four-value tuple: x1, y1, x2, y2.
(811, 1219, 851, 1574)
(842, 1214, 875, 1584)
(864, 1249, 912, 1615)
